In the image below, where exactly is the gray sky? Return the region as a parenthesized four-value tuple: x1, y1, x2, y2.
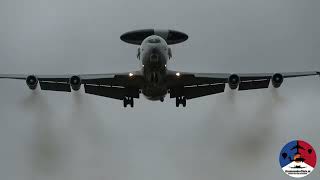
(0, 0, 319, 180)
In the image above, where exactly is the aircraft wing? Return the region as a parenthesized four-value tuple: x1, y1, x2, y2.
(166, 70, 320, 99)
(0, 71, 144, 100)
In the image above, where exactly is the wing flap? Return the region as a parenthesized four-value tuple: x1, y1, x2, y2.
(82, 74, 144, 88)
(170, 84, 225, 99)
(238, 79, 270, 91)
(166, 74, 227, 87)
(84, 85, 125, 100)
(39, 82, 71, 92)
(185, 84, 226, 99)
(84, 85, 140, 100)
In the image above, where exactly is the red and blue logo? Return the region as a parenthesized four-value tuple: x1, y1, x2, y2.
(279, 140, 317, 178)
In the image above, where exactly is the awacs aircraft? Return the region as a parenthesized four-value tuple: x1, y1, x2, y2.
(0, 29, 319, 107)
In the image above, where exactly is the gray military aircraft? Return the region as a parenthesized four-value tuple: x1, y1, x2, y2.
(0, 29, 319, 107)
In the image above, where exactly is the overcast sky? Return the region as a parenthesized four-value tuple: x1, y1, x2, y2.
(0, 0, 319, 180)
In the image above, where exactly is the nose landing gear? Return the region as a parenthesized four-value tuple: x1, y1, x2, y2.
(123, 97, 134, 107)
(176, 96, 186, 107)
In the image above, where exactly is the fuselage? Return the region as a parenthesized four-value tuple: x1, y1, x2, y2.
(139, 35, 170, 100)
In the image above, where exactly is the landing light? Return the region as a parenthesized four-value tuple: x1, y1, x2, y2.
(176, 72, 180, 77)
(129, 73, 134, 77)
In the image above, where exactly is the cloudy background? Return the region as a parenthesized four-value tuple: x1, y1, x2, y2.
(0, 0, 319, 179)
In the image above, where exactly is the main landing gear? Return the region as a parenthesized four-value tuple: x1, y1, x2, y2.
(176, 96, 186, 107)
(123, 97, 134, 107)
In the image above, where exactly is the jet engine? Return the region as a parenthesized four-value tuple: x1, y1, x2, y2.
(271, 73, 283, 88)
(26, 75, 38, 90)
(69, 75, 81, 91)
(228, 74, 240, 90)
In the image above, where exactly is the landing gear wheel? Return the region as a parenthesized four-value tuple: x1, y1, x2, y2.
(182, 97, 186, 107)
(130, 97, 134, 107)
(123, 98, 128, 107)
(176, 97, 180, 107)
(175, 96, 187, 107)
(123, 97, 134, 108)
(160, 97, 164, 102)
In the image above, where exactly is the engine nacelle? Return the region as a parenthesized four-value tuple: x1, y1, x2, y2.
(228, 74, 240, 90)
(69, 76, 81, 91)
(26, 75, 38, 90)
(271, 73, 283, 88)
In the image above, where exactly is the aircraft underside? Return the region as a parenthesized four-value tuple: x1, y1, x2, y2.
(0, 29, 319, 108)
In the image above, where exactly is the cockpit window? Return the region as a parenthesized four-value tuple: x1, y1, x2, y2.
(147, 38, 161, 43)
